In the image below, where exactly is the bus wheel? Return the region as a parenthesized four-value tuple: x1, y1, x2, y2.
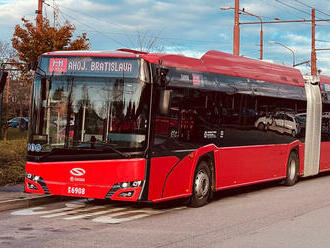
(189, 161, 211, 207)
(284, 151, 299, 186)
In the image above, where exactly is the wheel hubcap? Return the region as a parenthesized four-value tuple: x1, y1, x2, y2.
(194, 169, 210, 199)
(289, 159, 296, 181)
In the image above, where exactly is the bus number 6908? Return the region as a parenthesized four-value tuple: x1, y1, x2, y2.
(68, 187, 85, 195)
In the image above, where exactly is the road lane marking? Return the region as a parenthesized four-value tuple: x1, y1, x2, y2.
(92, 206, 186, 224)
(41, 206, 106, 218)
(93, 212, 149, 224)
(63, 207, 126, 220)
(11, 201, 187, 224)
(11, 204, 83, 216)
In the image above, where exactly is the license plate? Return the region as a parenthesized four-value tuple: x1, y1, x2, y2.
(67, 186, 86, 195)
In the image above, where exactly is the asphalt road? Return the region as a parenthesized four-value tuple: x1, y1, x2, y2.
(1, 172, 330, 248)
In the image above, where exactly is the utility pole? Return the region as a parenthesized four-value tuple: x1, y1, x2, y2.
(5, 69, 10, 104)
(233, 0, 240, 56)
(36, 0, 43, 32)
(0, 71, 8, 140)
(2, 69, 10, 141)
(268, 41, 295, 66)
(221, 6, 263, 59)
(241, 9, 263, 60)
(239, 11, 330, 76)
(260, 20, 263, 60)
(311, 8, 317, 76)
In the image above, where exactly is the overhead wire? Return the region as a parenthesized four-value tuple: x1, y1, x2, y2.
(260, 0, 308, 22)
(294, 0, 330, 18)
(273, 0, 310, 15)
(54, 2, 129, 32)
(293, 0, 330, 28)
(44, 1, 127, 47)
(44, 0, 224, 51)
(316, 39, 330, 43)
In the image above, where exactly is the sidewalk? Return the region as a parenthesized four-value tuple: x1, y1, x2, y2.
(0, 183, 65, 212)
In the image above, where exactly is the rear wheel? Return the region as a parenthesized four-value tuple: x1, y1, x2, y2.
(189, 161, 211, 207)
(284, 151, 299, 186)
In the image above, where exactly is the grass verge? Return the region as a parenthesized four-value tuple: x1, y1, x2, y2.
(0, 139, 27, 186)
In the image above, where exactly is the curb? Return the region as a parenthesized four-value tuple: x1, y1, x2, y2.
(0, 195, 69, 212)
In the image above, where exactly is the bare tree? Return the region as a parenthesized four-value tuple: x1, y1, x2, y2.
(126, 30, 165, 53)
(0, 40, 16, 64)
(0, 40, 27, 141)
(0, 40, 15, 140)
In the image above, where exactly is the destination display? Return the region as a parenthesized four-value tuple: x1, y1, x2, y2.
(40, 56, 140, 78)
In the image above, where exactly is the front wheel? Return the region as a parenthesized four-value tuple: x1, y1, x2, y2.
(284, 151, 299, 186)
(189, 161, 211, 207)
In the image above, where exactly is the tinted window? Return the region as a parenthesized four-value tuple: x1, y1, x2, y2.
(152, 85, 306, 154)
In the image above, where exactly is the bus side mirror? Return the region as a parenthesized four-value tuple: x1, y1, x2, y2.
(159, 90, 171, 115)
(156, 68, 169, 86)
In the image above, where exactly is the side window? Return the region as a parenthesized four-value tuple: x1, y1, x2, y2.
(254, 95, 306, 139)
(322, 103, 330, 141)
(153, 87, 226, 148)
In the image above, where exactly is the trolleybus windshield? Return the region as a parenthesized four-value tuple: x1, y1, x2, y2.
(29, 57, 151, 155)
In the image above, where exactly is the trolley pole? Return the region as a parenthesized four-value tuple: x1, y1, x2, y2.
(311, 8, 317, 76)
(233, 0, 240, 56)
(36, 0, 43, 32)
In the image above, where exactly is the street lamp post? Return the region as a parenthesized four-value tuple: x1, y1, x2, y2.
(268, 41, 295, 67)
(237, 8, 326, 76)
(220, 6, 263, 60)
(242, 9, 263, 60)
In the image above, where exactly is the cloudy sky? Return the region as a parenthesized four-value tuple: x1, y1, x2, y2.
(1, 0, 330, 75)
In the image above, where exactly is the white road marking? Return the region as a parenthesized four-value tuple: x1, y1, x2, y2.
(63, 207, 126, 220)
(93, 212, 150, 224)
(92, 207, 186, 224)
(11, 200, 187, 224)
(12, 207, 46, 216)
(41, 205, 106, 218)
(11, 203, 84, 216)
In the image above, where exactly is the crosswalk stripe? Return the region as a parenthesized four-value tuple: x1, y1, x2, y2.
(41, 206, 106, 218)
(93, 211, 150, 224)
(63, 207, 127, 220)
(11, 200, 188, 224)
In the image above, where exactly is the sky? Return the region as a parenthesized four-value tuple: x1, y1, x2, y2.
(1, 0, 330, 75)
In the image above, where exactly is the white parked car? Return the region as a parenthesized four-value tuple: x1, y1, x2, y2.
(255, 112, 301, 137)
(255, 115, 273, 131)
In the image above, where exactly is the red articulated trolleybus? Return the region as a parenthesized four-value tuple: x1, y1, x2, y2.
(25, 49, 330, 207)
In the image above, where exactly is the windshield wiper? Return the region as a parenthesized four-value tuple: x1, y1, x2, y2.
(34, 148, 63, 162)
(34, 143, 130, 161)
(34, 147, 91, 161)
(78, 141, 131, 158)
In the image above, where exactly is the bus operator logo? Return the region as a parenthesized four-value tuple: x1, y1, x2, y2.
(70, 168, 86, 177)
(49, 58, 68, 72)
